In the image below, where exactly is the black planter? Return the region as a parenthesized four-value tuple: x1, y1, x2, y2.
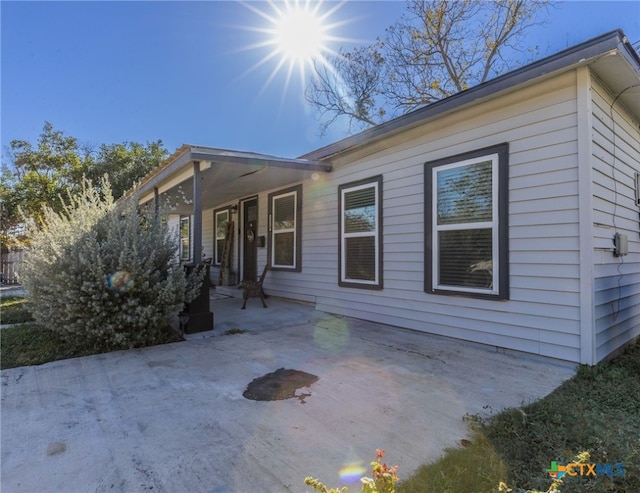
(183, 263, 214, 333)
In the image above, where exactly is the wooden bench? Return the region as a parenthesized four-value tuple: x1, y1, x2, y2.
(241, 264, 269, 309)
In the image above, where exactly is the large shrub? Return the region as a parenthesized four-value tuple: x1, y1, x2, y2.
(21, 178, 202, 349)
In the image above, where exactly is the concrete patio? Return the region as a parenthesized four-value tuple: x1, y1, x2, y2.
(1, 292, 576, 493)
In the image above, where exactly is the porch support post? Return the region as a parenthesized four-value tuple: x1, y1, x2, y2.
(153, 187, 159, 217)
(184, 161, 213, 334)
(192, 161, 203, 262)
(182, 159, 213, 334)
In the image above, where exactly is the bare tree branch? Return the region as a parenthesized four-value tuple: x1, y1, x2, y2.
(306, 0, 551, 134)
(305, 45, 385, 135)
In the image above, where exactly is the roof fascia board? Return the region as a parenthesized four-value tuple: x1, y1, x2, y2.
(121, 145, 191, 202)
(130, 146, 331, 203)
(139, 148, 194, 196)
(189, 151, 331, 173)
(300, 30, 627, 161)
(156, 166, 196, 195)
(618, 31, 640, 68)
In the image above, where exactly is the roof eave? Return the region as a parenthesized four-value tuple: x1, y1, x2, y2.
(300, 29, 637, 162)
(124, 145, 330, 202)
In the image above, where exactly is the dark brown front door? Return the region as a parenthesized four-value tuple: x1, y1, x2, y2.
(242, 198, 258, 282)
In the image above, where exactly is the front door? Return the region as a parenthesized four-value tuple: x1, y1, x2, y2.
(242, 197, 258, 282)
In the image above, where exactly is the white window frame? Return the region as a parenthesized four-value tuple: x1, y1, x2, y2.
(268, 185, 302, 271)
(270, 190, 298, 269)
(432, 154, 500, 295)
(179, 216, 190, 262)
(339, 177, 382, 288)
(214, 209, 230, 266)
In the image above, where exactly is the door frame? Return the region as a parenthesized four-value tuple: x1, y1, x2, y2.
(240, 196, 259, 282)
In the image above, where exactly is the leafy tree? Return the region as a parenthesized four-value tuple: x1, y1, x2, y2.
(0, 169, 23, 248)
(1, 121, 82, 228)
(1, 122, 168, 248)
(20, 177, 203, 349)
(82, 141, 168, 200)
(306, 0, 550, 134)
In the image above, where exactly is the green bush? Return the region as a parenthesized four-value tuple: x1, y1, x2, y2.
(20, 178, 202, 349)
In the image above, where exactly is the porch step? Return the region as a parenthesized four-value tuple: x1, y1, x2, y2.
(213, 286, 243, 299)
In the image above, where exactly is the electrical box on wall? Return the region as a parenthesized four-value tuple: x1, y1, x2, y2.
(614, 233, 629, 257)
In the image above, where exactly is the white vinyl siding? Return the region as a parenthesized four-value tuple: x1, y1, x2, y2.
(590, 77, 640, 362)
(261, 70, 636, 364)
(296, 71, 583, 362)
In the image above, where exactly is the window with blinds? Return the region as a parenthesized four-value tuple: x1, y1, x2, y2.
(339, 176, 383, 289)
(214, 209, 229, 265)
(268, 185, 301, 270)
(425, 144, 508, 299)
(179, 216, 190, 261)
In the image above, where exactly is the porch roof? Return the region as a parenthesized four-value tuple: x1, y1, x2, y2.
(132, 145, 331, 214)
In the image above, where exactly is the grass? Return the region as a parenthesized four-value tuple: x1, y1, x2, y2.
(398, 340, 640, 493)
(1, 295, 34, 324)
(0, 322, 102, 369)
(397, 431, 508, 493)
(0, 295, 182, 370)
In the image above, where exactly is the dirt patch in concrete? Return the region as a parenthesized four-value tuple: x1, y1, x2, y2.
(243, 368, 318, 403)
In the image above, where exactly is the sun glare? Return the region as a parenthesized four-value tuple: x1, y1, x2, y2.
(274, 4, 325, 65)
(243, 0, 347, 95)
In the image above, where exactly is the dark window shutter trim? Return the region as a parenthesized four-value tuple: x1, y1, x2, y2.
(424, 143, 509, 300)
(338, 175, 383, 290)
(268, 184, 302, 272)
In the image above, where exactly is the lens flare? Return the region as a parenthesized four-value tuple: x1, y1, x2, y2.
(313, 316, 349, 351)
(107, 271, 134, 292)
(339, 461, 367, 483)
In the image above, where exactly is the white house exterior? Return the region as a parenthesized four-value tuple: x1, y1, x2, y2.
(132, 30, 640, 365)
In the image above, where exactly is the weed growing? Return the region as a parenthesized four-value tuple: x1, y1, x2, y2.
(484, 341, 640, 493)
(223, 328, 247, 335)
(396, 431, 507, 493)
(395, 340, 639, 493)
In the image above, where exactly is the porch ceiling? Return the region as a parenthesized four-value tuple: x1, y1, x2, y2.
(136, 146, 331, 215)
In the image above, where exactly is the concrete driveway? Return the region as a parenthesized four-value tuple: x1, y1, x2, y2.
(1, 296, 575, 493)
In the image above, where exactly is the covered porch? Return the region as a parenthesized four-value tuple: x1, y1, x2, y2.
(130, 145, 332, 332)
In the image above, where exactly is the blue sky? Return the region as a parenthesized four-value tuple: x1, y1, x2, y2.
(2, 1, 639, 159)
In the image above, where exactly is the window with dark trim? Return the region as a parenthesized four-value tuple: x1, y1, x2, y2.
(425, 143, 508, 299)
(179, 216, 191, 261)
(268, 184, 302, 271)
(214, 208, 230, 265)
(339, 175, 383, 289)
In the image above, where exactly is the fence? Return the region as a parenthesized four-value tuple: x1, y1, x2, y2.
(1, 248, 26, 284)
